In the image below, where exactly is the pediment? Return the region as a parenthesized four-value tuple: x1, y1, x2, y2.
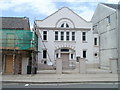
(36, 7, 91, 28)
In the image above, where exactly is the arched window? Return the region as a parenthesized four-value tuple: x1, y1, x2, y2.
(60, 23, 69, 28)
(66, 23, 69, 28)
(56, 18, 74, 28)
(61, 23, 64, 27)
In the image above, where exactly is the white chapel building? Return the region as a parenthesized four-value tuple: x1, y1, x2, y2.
(34, 7, 99, 69)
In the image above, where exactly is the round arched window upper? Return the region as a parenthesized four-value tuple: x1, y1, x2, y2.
(61, 23, 64, 27)
(56, 18, 74, 28)
(60, 22, 69, 28)
(66, 23, 69, 28)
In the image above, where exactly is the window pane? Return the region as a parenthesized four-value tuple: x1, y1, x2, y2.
(83, 36, 86, 41)
(56, 53, 58, 58)
(43, 35, 47, 40)
(107, 16, 110, 23)
(66, 32, 69, 40)
(43, 31, 47, 40)
(43, 50, 47, 58)
(94, 38, 97, 45)
(61, 49, 69, 52)
(55, 31, 58, 40)
(66, 36, 69, 40)
(82, 32, 86, 41)
(55, 31, 58, 34)
(66, 23, 69, 28)
(72, 36, 75, 40)
(61, 37, 64, 40)
(61, 32, 64, 40)
(83, 51, 86, 58)
(82, 32, 86, 35)
(72, 32, 75, 35)
(61, 23, 64, 27)
(72, 32, 75, 41)
(43, 31, 47, 34)
(55, 36, 58, 40)
(71, 54, 73, 59)
(66, 32, 69, 35)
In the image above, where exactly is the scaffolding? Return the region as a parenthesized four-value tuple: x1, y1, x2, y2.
(0, 29, 38, 51)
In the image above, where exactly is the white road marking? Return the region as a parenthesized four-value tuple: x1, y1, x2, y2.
(25, 84, 29, 87)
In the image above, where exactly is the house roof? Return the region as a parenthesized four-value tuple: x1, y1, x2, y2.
(0, 17, 30, 30)
(102, 3, 118, 10)
(35, 7, 90, 23)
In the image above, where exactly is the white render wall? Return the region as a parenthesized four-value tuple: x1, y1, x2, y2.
(92, 4, 117, 69)
(118, 2, 120, 73)
(93, 33, 99, 63)
(36, 7, 99, 66)
(36, 7, 91, 28)
(38, 30, 98, 64)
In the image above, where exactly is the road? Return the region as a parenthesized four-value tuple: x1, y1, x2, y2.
(2, 83, 119, 88)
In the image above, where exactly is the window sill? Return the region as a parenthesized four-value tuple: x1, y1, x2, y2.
(94, 45, 99, 47)
(94, 56, 98, 58)
(42, 59, 47, 60)
(82, 41, 87, 43)
(54, 41, 76, 43)
(42, 40, 48, 42)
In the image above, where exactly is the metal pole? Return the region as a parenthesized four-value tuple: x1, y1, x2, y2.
(32, 51, 34, 74)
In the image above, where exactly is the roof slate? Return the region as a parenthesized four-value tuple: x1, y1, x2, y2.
(102, 3, 118, 9)
(0, 17, 30, 30)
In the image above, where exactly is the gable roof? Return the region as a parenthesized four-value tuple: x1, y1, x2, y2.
(102, 3, 118, 10)
(91, 3, 119, 23)
(0, 17, 30, 30)
(36, 7, 89, 22)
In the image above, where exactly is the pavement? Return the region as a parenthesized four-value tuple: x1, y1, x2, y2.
(2, 68, 119, 84)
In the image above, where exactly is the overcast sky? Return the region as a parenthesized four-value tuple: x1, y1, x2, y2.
(0, 0, 119, 28)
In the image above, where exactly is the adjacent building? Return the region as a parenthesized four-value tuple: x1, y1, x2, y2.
(34, 7, 99, 69)
(117, 2, 120, 73)
(92, 3, 118, 69)
(0, 17, 38, 74)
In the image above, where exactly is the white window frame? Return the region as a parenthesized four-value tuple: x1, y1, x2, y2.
(72, 32, 75, 41)
(43, 50, 47, 59)
(61, 31, 64, 41)
(71, 53, 73, 59)
(83, 50, 87, 58)
(107, 16, 110, 24)
(82, 32, 86, 42)
(66, 32, 69, 41)
(43, 31, 47, 41)
(94, 37, 97, 46)
(55, 31, 58, 41)
(61, 22, 69, 28)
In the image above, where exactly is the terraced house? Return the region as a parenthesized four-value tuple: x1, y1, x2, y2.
(92, 3, 118, 71)
(0, 17, 38, 74)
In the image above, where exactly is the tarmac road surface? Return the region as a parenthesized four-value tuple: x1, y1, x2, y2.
(2, 82, 119, 88)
